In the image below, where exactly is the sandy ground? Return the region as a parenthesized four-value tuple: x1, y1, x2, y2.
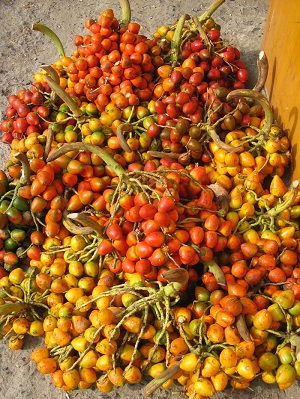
(0, 0, 299, 398)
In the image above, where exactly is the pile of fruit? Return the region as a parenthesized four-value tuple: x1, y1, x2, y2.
(1, 0, 300, 396)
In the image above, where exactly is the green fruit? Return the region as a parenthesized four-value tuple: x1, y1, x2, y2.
(4, 238, 19, 251)
(10, 229, 26, 243)
(12, 196, 30, 211)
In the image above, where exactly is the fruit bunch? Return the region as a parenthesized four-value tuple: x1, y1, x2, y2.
(0, 0, 300, 397)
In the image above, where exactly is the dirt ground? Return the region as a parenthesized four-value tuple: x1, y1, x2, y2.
(0, 0, 299, 398)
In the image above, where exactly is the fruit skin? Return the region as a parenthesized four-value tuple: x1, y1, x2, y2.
(37, 357, 57, 374)
(180, 353, 199, 372)
(252, 309, 273, 330)
(276, 364, 297, 389)
(63, 369, 81, 390)
(236, 358, 255, 380)
(194, 377, 215, 396)
(8, 335, 24, 350)
(258, 352, 278, 371)
(30, 347, 50, 363)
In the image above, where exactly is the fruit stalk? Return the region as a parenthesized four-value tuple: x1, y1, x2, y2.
(198, 0, 225, 23)
(120, 0, 131, 25)
(253, 51, 269, 92)
(144, 360, 183, 396)
(0, 302, 28, 316)
(47, 143, 127, 179)
(32, 23, 65, 58)
(67, 213, 103, 237)
(227, 89, 273, 135)
(44, 75, 83, 119)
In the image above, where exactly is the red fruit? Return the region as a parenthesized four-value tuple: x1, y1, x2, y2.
(1, 132, 13, 144)
(157, 196, 176, 213)
(190, 40, 204, 52)
(106, 224, 123, 240)
(139, 203, 157, 220)
(237, 69, 249, 83)
(145, 231, 165, 248)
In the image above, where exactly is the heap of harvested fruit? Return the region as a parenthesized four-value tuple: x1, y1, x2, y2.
(1, 0, 300, 397)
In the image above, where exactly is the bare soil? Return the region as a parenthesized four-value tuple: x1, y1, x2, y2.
(0, 1, 298, 398)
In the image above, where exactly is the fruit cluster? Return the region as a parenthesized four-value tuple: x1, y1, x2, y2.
(0, 0, 300, 397)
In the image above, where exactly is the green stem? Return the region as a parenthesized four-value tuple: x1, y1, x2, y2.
(0, 302, 28, 316)
(32, 23, 65, 58)
(44, 74, 83, 119)
(41, 65, 60, 84)
(179, 323, 198, 353)
(226, 89, 273, 136)
(193, 17, 213, 55)
(144, 360, 183, 397)
(120, 0, 131, 26)
(116, 123, 133, 153)
(4, 183, 21, 213)
(46, 143, 127, 179)
(171, 14, 189, 65)
(198, 0, 225, 23)
(124, 308, 149, 372)
(147, 150, 179, 159)
(206, 126, 242, 152)
(268, 180, 299, 217)
(126, 105, 135, 122)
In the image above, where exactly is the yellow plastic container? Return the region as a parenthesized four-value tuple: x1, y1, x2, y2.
(261, 0, 300, 179)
